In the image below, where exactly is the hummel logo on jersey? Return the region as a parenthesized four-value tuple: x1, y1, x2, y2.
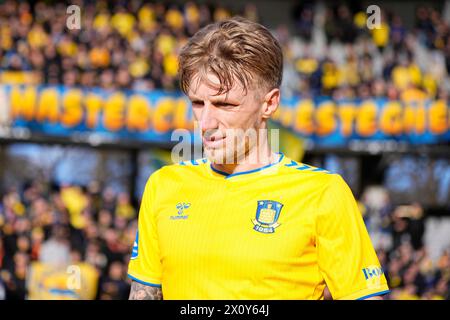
(171, 202, 191, 220)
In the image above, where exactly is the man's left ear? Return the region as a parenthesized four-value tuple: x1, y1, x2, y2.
(261, 88, 280, 119)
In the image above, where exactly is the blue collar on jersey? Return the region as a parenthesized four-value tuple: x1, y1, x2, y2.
(210, 152, 285, 179)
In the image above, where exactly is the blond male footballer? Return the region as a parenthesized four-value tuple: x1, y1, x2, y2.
(128, 17, 390, 300)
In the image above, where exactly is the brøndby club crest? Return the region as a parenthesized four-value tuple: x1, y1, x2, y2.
(252, 200, 283, 233)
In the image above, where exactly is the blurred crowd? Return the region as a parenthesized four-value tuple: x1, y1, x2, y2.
(0, 178, 449, 300)
(1, 0, 449, 100)
(0, 180, 137, 299)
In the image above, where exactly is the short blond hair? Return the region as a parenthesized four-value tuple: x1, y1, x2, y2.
(179, 16, 283, 96)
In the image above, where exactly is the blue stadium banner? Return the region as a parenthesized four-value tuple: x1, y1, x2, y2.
(0, 84, 448, 146)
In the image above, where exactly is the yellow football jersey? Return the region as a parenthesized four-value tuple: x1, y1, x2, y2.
(127, 153, 389, 300)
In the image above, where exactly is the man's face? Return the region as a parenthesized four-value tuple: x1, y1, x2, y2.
(187, 73, 265, 164)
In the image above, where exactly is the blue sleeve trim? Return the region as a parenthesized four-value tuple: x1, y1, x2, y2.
(127, 274, 162, 288)
(356, 290, 390, 300)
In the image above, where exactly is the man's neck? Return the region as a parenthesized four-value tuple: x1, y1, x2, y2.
(211, 144, 279, 176)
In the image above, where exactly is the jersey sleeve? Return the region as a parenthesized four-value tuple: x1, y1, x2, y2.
(127, 172, 163, 287)
(315, 174, 390, 300)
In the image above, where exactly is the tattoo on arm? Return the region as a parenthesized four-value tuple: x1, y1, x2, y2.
(129, 281, 163, 300)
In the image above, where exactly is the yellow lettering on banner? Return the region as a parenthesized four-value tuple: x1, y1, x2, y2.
(294, 100, 314, 135)
(338, 104, 356, 137)
(316, 102, 336, 136)
(153, 98, 174, 133)
(11, 86, 36, 120)
(36, 88, 59, 123)
(104, 93, 126, 131)
(85, 94, 102, 129)
(380, 101, 403, 135)
(429, 100, 448, 134)
(61, 90, 83, 128)
(356, 100, 378, 137)
(173, 99, 192, 130)
(126, 95, 150, 131)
